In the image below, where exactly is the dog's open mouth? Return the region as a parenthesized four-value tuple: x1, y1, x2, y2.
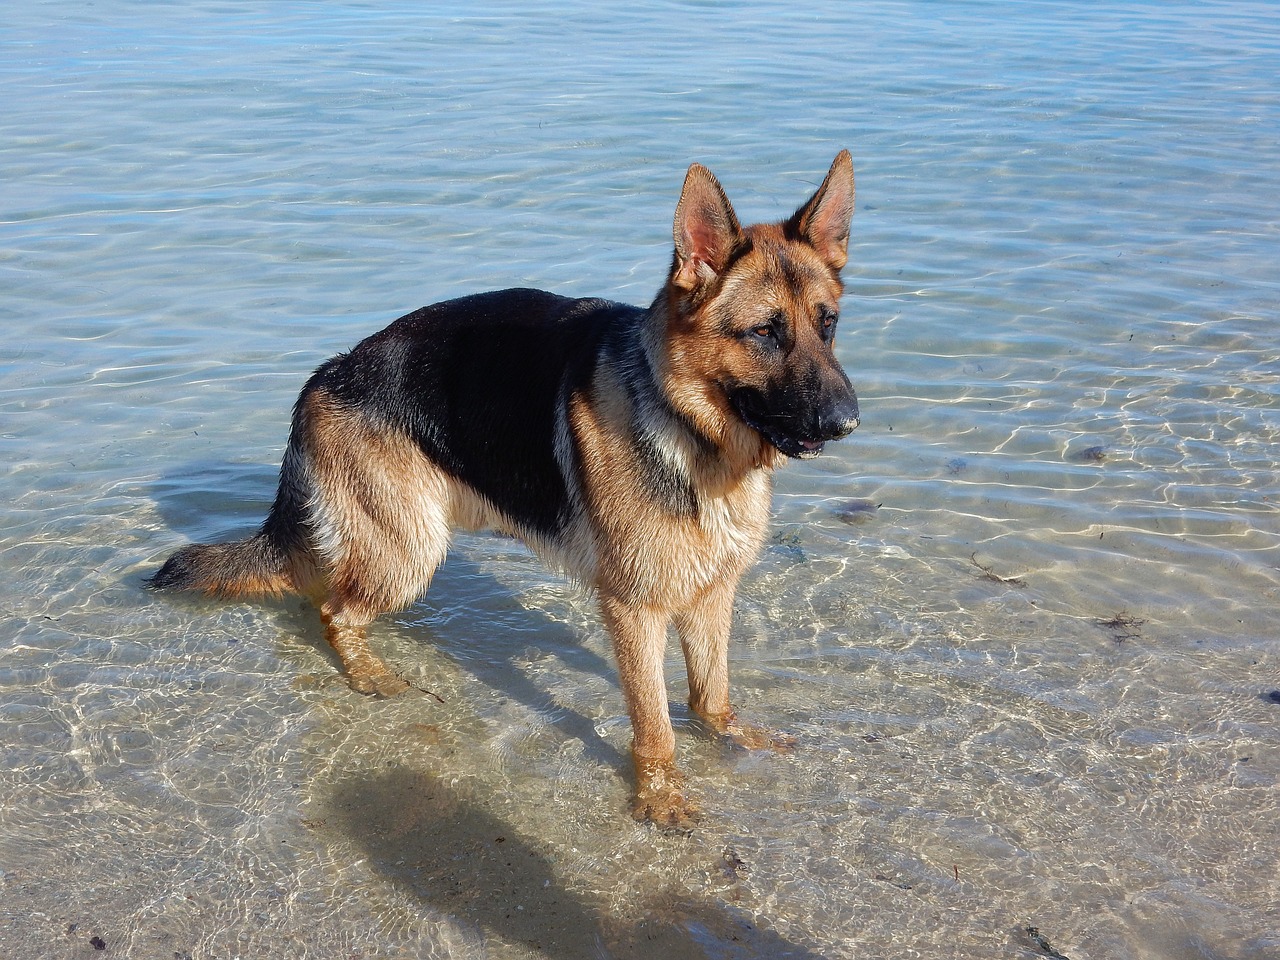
(766, 431, 826, 459)
(731, 395, 826, 460)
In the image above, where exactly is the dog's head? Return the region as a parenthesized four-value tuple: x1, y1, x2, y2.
(660, 151, 860, 465)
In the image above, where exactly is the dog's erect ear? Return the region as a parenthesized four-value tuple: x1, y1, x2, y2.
(788, 150, 855, 271)
(672, 163, 743, 291)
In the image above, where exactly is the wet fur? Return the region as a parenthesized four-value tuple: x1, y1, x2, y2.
(151, 152, 860, 827)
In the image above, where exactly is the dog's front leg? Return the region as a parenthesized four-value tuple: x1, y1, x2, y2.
(675, 579, 796, 752)
(598, 593, 698, 830)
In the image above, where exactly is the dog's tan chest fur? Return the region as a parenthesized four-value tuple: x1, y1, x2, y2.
(566, 390, 771, 610)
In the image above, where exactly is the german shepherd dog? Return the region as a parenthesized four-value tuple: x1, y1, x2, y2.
(151, 152, 859, 828)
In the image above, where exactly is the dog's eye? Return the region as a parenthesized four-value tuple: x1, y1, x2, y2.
(748, 312, 785, 345)
(818, 307, 838, 340)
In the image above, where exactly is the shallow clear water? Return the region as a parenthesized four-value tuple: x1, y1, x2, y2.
(2, 1, 1278, 957)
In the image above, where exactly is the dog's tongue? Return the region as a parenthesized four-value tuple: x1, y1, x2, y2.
(800, 439, 822, 451)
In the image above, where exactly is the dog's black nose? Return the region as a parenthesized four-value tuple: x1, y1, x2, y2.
(819, 392, 860, 440)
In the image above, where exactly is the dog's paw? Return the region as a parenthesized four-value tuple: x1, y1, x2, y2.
(346, 665, 412, 699)
(725, 719, 797, 753)
(703, 710, 797, 752)
(631, 787, 701, 835)
(631, 757, 699, 833)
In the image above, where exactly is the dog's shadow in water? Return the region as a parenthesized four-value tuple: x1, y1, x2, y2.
(148, 460, 624, 769)
(325, 764, 830, 960)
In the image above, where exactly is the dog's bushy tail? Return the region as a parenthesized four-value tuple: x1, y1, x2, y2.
(147, 530, 292, 599)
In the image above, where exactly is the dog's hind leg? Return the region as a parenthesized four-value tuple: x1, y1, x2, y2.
(316, 497, 449, 697)
(320, 604, 410, 698)
(312, 485, 451, 697)
(300, 389, 455, 697)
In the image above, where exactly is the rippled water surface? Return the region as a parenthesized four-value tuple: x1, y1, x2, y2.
(3, 2, 1278, 958)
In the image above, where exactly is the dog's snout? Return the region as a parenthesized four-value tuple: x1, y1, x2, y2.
(819, 391, 860, 440)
